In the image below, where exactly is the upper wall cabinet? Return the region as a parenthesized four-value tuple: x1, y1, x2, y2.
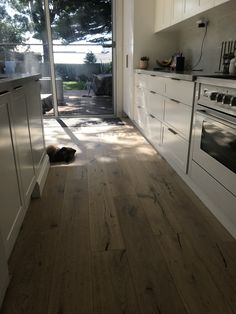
(155, 0, 230, 32)
(173, 0, 184, 24)
(155, 0, 172, 31)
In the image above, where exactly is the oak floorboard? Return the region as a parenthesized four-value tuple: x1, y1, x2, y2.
(114, 195, 188, 314)
(46, 166, 92, 314)
(87, 137, 125, 252)
(1, 167, 67, 314)
(92, 250, 140, 314)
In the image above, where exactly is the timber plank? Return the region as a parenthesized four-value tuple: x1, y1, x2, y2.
(1, 167, 67, 314)
(114, 195, 188, 314)
(87, 138, 125, 252)
(92, 250, 140, 314)
(47, 166, 92, 314)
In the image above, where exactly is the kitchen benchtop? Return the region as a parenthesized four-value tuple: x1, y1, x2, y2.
(136, 69, 236, 82)
(0, 73, 41, 92)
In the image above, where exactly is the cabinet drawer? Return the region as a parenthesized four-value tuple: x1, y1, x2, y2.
(135, 73, 149, 89)
(134, 106, 147, 130)
(146, 91, 165, 120)
(164, 98, 192, 139)
(146, 115, 162, 148)
(147, 75, 166, 94)
(162, 126, 189, 172)
(165, 79, 194, 105)
(135, 87, 146, 109)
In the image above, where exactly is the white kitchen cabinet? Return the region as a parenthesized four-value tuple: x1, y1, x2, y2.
(165, 78, 194, 105)
(162, 125, 189, 172)
(164, 98, 192, 139)
(183, 0, 200, 18)
(10, 87, 36, 209)
(146, 114, 162, 148)
(0, 93, 23, 257)
(25, 79, 45, 177)
(199, 0, 215, 12)
(214, 0, 230, 6)
(155, 0, 172, 31)
(146, 91, 165, 121)
(146, 74, 166, 95)
(172, 0, 184, 24)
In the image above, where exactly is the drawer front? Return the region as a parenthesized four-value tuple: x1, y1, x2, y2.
(146, 115, 162, 148)
(162, 126, 189, 172)
(135, 73, 149, 89)
(147, 75, 166, 94)
(146, 92, 165, 120)
(164, 98, 192, 139)
(135, 87, 146, 109)
(165, 79, 194, 105)
(134, 106, 147, 130)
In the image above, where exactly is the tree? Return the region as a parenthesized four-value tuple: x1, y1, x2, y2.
(6, 0, 112, 62)
(0, 2, 27, 46)
(84, 51, 97, 64)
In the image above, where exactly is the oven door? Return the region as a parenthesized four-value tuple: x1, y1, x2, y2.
(192, 108, 236, 196)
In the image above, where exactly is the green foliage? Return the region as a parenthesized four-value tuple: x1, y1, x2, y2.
(63, 81, 86, 90)
(84, 52, 97, 64)
(0, 3, 27, 47)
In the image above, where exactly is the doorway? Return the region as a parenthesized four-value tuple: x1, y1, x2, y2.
(46, 0, 114, 117)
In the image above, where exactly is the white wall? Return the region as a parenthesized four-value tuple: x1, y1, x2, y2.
(176, 1, 236, 72)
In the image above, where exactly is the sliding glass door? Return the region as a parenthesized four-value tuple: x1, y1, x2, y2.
(1, 0, 114, 118)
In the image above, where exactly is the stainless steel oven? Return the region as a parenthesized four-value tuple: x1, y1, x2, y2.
(192, 77, 236, 197)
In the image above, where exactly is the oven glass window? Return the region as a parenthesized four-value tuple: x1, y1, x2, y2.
(201, 121, 236, 173)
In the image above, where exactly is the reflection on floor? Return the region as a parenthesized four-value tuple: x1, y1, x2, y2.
(44, 90, 113, 116)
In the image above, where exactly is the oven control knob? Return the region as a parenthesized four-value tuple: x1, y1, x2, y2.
(223, 94, 233, 105)
(210, 92, 218, 100)
(216, 93, 224, 102)
(230, 96, 236, 107)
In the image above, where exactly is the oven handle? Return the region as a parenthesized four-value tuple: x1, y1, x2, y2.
(196, 108, 236, 126)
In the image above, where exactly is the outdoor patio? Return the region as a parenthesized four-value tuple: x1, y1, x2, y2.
(43, 89, 112, 116)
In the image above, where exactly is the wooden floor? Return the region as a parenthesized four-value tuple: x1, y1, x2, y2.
(1, 119, 236, 314)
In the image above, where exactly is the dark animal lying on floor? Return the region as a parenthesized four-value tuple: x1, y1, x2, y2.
(46, 145, 76, 163)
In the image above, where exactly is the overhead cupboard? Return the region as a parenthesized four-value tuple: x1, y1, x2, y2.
(134, 71, 195, 174)
(155, 0, 230, 32)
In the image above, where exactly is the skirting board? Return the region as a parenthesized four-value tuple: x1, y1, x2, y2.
(32, 154, 50, 199)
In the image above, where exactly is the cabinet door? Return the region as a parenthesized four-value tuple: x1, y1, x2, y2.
(165, 78, 194, 105)
(199, 0, 214, 12)
(184, 0, 200, 18)
(146, 91, 165, 120)
(146, 115, 162, 148)
(164, 98, 192, 139)
(215, 0, 229, 6)
(10, 87, 35, 208)
(0, 93, 23, 257)
(162, 125, 189, 172)
(172, 0, 184, 24)
(155, 0, 164, 31)
(25, 80, 45, 176)
(155, 0, 172, 31)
